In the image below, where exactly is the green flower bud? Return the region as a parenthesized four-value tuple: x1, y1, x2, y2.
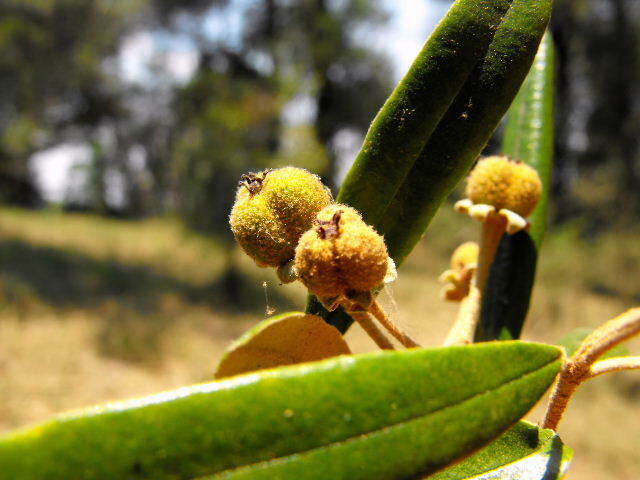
(230, 167, 331, 267)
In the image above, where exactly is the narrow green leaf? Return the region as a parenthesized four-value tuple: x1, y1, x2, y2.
(502, 31, 555, 248)
(0, 342, 562, 480)
(426, 421, 572, 480)
(214, 313, 351, 379)
(337, 0, 516, 229)
(311, 0, 553, 330)
(476, 31, 556, 342)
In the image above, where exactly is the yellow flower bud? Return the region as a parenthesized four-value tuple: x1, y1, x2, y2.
(440, 241, 479, 302)
(450, 241, 479, 271)
(466, 156, 542, 217)
(230, 167, 332, 267)
(294, 204, 389, 300)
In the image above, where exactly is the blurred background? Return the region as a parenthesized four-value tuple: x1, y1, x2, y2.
(1, 0, 639, 478)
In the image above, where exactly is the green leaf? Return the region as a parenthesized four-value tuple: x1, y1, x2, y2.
(426, 421, 572, 480)
(502, 32, 555, 248)
(558, 328, 630, 359)
(311, 0, 553, 330)
(476, 31, 556, 342)
(0, 342, 562, 480)
(214, 313, 351, 379)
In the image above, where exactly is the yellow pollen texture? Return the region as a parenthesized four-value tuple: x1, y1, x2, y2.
(230, 167, 331, 267)
(295, 204, 388, 299)
(466, 156, 542, 217)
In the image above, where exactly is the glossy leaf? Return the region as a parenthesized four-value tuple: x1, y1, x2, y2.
(477, 32, 555, 342)
(214, 313, 351, 379)
(426, 421, 572, 480)
(0, 342, 562, 480)
(311, 0, 553, 330)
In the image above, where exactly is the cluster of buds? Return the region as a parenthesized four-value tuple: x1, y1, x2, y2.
(230, 167, 414, 350)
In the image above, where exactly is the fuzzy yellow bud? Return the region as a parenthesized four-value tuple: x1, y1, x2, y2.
(450, 241, 479, 271)
(294, 204, 389, 300)
(440, 241, 479, 302)
(466, 156, 542, 217)
(230, 167, 332, 267)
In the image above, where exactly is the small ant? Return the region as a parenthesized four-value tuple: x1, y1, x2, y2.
(238, 169, 272, 195)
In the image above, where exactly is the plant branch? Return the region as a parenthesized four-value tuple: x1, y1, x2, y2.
(443, 284, 481, 346)
(589, 356, 640, 378)
(369, 299, 420, 348)
(543, 308, 640, 431)
(345, 304, 395, 350)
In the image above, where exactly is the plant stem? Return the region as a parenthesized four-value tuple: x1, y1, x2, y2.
(443, 284, 481, 345)
(345, 305, 395, 350)
(541, 361, 589, 431)
(590, 356, 640, 378)
(475, 215, 507, 292)
(543, 308, 640, 431)
(369, 300, 420, 348)
(573, 308, 640, 365)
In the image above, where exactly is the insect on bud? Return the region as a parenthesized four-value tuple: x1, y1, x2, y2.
(466, 156, 542, 218)
(294, 204, 389, 304)
(229, 167, 332, 268)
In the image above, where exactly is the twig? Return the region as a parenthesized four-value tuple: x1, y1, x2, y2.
(589, 356, 640, 378)
(542, 308, 640, 431)
(443, 284, 481, 345)
(345, 305, 395, 350)
(369, 299, 420, 348)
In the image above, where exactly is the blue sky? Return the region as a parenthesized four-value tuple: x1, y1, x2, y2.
(32, 0, 450, 203)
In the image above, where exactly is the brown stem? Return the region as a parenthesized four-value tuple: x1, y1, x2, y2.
(443, 284, 481, 346)
(574, 308, 640, 365)
(542, 361, 589, 431)
(590, 356, 640, 378)
(543, 308, 640, 431)
(345, 305, 395, 350)
(475, 215, 507, 292)
(369, 300, 420, 348)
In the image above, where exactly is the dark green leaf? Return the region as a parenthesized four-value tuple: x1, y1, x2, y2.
(476, 231, 537, 342)
(0, 342, 562, 480)
(426, 421, 572, 479)
(311, 0, 553, 330)
(476, 31, 555, 342)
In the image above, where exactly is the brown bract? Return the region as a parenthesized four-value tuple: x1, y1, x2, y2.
(294, 204, 389, 301)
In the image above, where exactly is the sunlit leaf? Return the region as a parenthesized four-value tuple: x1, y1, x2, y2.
(426, 421, 571, 479)
(0, 342, 562, 480)
(215, 313, 351, 379)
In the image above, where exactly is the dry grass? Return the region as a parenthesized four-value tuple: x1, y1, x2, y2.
(0, 206, 639, 478)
